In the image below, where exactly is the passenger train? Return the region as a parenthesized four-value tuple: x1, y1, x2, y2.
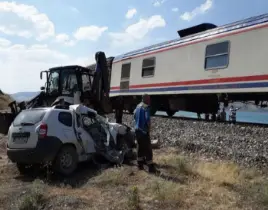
(88, 13, 268, 117)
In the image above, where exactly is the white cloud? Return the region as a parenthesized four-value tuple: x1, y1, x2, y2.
(55, 33, 76, 46)
(0, 1, 55, 40)
(55, 33, 69, 42)
(74, 25, 108, 41)
(109, 15, 166, 50)
(172, 7, 179, 12)
(70, 6, 79, 13)
(153, 0, 167, 7)
(180, 0, 213, 21)
(0, 43, 94, 93)
(0, 37, 11, 47)
(126, 15, 166, 39)
(0, 44, 65, 93)
(125, 8, 137, 19)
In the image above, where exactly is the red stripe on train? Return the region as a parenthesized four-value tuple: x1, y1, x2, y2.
(110, 74, 268, 90)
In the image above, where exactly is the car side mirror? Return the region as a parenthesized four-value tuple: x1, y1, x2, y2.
(40, 86, 45, 91)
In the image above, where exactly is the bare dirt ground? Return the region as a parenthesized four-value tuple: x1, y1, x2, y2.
(0, 136, 268, 210)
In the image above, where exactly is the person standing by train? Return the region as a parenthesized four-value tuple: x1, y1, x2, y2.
(133, 94, 156, 173)
(229, 105, 240, 123)
(220, 107, 226, 122)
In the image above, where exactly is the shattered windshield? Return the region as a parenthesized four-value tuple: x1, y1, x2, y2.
(47, 70, 60, 94)
(61, 69, 78, 95)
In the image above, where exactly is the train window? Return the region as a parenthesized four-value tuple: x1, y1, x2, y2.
(142, 57, 155, 77)
(205, 41, 230, 70)
(120, 81, 129, 90)
(121, 63, 131, 79)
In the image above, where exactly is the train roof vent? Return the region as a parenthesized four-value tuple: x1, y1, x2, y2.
(177, 23, 217, 38)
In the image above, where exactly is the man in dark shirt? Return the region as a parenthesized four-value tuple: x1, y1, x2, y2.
(134, 94, 155, 173)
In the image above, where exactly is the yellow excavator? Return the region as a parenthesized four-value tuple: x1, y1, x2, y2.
(0, 51, 122, 135)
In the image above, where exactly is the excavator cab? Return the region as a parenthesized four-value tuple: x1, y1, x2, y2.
(40, 65, 93, 105)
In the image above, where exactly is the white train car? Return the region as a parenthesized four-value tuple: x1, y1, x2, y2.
(100, 13, 268, 116)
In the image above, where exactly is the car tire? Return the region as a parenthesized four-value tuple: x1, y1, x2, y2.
(53, 145, 78, 176)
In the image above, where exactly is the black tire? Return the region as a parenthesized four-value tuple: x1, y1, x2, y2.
(166, 110, 176, 117)
(53, 145, 78, 176)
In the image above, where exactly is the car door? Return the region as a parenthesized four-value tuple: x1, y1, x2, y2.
(57, 111, 78, 146)
(73, 111, 95, 154)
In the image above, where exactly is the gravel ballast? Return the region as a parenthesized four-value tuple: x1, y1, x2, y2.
(108, 114, 268, 169)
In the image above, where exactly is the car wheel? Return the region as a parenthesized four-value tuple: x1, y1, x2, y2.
(53, 145, 78, 176)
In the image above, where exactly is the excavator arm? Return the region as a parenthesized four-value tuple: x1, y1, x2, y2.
(90, 51, 113, 114)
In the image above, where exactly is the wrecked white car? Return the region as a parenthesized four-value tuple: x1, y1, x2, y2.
(6, 104, 136, 176)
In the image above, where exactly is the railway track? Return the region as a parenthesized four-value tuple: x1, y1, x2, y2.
(122, 111, 268, 128)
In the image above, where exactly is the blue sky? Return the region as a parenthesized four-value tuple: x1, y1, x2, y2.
(0, 0, 267, 93)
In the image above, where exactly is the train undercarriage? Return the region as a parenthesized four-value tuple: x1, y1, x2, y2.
(113, 92, 268, 119)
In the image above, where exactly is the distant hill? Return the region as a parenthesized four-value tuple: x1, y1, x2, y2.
(10, 91, 40, 102)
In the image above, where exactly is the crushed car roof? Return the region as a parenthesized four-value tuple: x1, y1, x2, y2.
(69, 104, 97, 115)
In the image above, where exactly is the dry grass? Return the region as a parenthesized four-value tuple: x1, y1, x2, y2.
(17, 179, 47, 210)
(196, 161, 241, 185)
(88, 166, 133, 187)
(127, 186, 141, 210)
(1, 148, 268, 209)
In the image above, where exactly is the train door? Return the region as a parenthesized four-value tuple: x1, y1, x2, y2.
(120, 63, 131, 91)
